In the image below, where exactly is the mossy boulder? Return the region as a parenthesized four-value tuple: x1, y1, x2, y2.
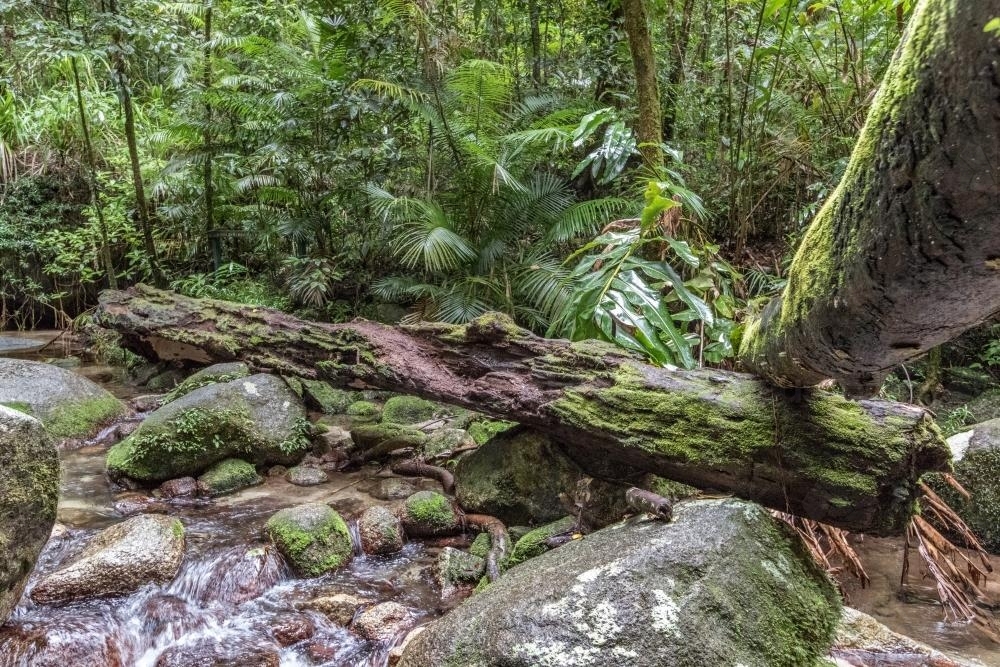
(398, 499, 841, 667)
(0, 406, 59, 623)
(507, 516, 577, 567)
(357, 505, 405, 555)
(301, 380, 358, 415)
(0, 357, 125, 439)
(286, 465, 329, 486)
(932, 419, 1000, 553)
(163, 362, 250, 403)
(966, 389, 1000, 423)
(265, 503, 353, 577)
(346, 400, 381, 422)
(467, 418, 515, 445)
(382, 395, 438, 425)
(943, 366, 996, 396)
(425, 428, 475, 459)
(351, 423, 428, 454)
(31, 514, 185, 605)
(455, 426, 627, 527)
(436, 547, 486, 598)
(106, 373, 309, 483)
(399, 491, 461, 537)
(197, 458, 262, 496)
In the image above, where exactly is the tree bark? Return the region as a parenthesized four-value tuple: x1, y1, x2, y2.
(620, 0, 663, 165)
(95, 285, 950, 535)
(739, 0, 1000, 394)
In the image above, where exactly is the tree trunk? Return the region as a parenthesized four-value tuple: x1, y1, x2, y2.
(739, 0, 1000, 394)
(620, 0, 663, 166)
(95, 285, 950, 535)
(203, 3, 221, 271)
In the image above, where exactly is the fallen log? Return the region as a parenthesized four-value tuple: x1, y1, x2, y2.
(95, 285, 950, 535)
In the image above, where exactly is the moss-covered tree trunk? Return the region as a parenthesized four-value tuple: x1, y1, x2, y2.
(621, 0, 663, 166)
(739, 0, 1000, 395)
(96, 285, 950, 535)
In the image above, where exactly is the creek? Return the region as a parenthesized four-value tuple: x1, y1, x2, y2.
(0, 335, 999, 666)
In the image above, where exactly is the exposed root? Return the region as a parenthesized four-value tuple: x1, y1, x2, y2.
(774, 512, 869, 595)
(391, 460, 456, 495)
(463, 514, 511, 582)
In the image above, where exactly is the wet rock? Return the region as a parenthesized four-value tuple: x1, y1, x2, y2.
(162, 362, 250, 403)
(424, 428, 475, 459)
(302, 591, 372, 625)
(266, 465, 288, 477)
(398, 491, 461, 537)
(0, 357, 125, 438)
(154, 640, 280, 667)
(507, 516, 577, 567)
(140, 595, 206, 640)
(157, 476, 199, 498)
(114, 420, 141, 440)
(353, 601, 415, 641)
(31, 514, 185, 605)
(932, 419, 1000, 552)
(351, 423, 428, 452)
(130, 394, 164, 413)
(398, 499, 841, 667)
(106, 373, 308, 483)
(301, 380, 358, 415)
(146, 368, 185, 392)
(314, 424, 354, 453)
(346, 400, 381, 422)
(455, 426, 628, 527)
(0, 621, 125, 667)
(286, 464, 329, 486)
(358, 505, 405, 555)
(198, 458, 262, 496)
(370, 477, 422, 500)
(265, 503, 353, 577)
(436, 547, 485, 599)
(382, 395, 438, 425)
(0, 407, 59, 624)
(829, 607, 973, 666)
(269, 612, 317, 646)
(193, 545, 287, 605)
(112, 492, 169, 517)
(389, 627, 426, 666)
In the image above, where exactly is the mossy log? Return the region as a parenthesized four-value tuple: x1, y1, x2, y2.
(96, 285, 950, 535)
(740, 0, 1000, 394)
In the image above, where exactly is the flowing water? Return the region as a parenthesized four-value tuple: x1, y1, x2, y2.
(2, 346, 1000, 665)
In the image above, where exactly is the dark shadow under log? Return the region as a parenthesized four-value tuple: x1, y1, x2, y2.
(95, 285, 951, 535)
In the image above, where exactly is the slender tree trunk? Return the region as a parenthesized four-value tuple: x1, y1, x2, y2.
(65, 3, 117, 290)
(739, 0, 1000, 395)
(528, 0, 541, 88)
(620, 0, 663, 166)
(203, 3, 221, 271)
(95, 285, 951, 535)
(108, 0, 164, 287)
(662, 0, 696, 141)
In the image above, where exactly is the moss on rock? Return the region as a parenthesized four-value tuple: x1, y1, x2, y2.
(265, 503, 353, 577)
(46, 395, 125, 439)
(198, 458, 262, 496)
(382, 395, 437, 425)
(351, 423, 428, 451)
(467, 418, 515, 445)
(301, 380, 358, 415)
(346, 400, 381, 422)
(163, 362, 250, 403)
(507, 516, 577, 567)
(400, 491, 461, 537)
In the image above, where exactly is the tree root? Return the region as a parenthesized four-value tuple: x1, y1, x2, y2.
(391, 460, 456, 495)
(463, 514, 511, 582)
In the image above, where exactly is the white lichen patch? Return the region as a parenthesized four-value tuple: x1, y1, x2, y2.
(947, 429, 974, 461)
(242, 381, 260, 396)
(514, 640, 600, 666)
(650, 589, 681, 636)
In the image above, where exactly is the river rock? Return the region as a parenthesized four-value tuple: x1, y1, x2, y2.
(399, 499, 841, 667)
(0, 621, 125, 667)
(507, 515, 577, 567)
(0, 357, 125, 438)
(436, 547, 486, 599)
(302, 591, 372, 625)
(933, 419, 1000, 552)
(198, 458, 262, 496)
(424, 428, 475, 458)
(301, 380, 358, 414)
(828, 607, 973, 666)
(370, 476, 422, 500)
(399, 491, 461, 537)
(31, 514, 185, 605)
(353, 601, 415, 641)
(382, 395, 438, 425)
(163, 362, 250, 402)
(106, 373, 309, 483)
(265, 503, 353, 577)
(0, 407, 59, 624)
(358, 505, 405, 555)
(193, 545, 287, 605)
(155, 640, 280, 667)
(455, 426, 627, 526)
(157, 476, 199, 498)
(269, 612, 317, 646)
(286, 464, 329, 486)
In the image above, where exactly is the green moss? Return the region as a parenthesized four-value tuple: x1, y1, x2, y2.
(382, 395, 437, 425)
(45, 395, 124, 438)
(0, 401, 33, 416)
(351, 423, 427, 450)
(198, 458, 261, 496)
(469, 532, 492, 559)
(171, 518, 184, 540)
(163, 364, 249, 403)
(507, 516, 576, 567)
(301, 380, 357, 414)
(402, 490, 459, 535)
(346, 400, 381, 420)
(467, 418, 515, 445)
(265, 504, 353, 577)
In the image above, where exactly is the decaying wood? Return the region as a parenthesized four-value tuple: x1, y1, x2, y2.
(95, 285, 951, 535)
(740, 1, 1000, 393)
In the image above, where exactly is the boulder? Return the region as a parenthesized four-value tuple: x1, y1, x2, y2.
(829, 607, 973, 666)
(31, 514, 185, 605)
(346, 400, 381, 422)
(154, 640, 280, 667)
(157, 476, 199, 499)
(0, 357, 125, 438)
(399, 499, 841, 667)
(286, 465, 329, 486)
(163, 362, 250, 402)
(370, 477, 423, 500)
(358, 505, 405, 555)
(353, 601, 415, 641)
(301, 379, 358, 414)
(399, 491, 461, 537)
(301, 591, 372, 625)
(0, 407, 59, 624)
(382, 395, 437, 425)
(455, 426, 628, 527)
(265, 503, 353, 577)
(106, 373, 309, 482)
(197, 458, 262, 496)
(934, 419, 1000, 552)
(425, 428, 475, 459)
(352, 423, 428, 451)
(436, 547, 486, 599)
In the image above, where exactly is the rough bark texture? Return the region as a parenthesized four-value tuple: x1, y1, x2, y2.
(740, 0, 1000, 394)
(95, 285, 951, 535)
(621, 0, 663, 165)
